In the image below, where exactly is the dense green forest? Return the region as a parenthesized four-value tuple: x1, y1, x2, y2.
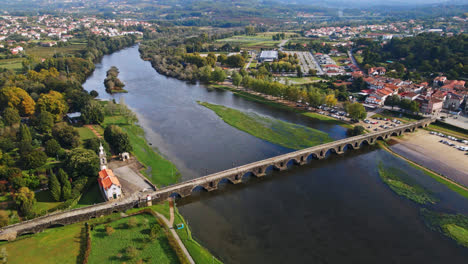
(0, 35, 135, 224)
(359, 33, 467, 80)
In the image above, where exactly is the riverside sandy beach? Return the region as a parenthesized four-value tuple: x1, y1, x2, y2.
(390, 130, 468, 187)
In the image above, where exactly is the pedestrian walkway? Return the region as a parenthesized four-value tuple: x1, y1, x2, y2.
(154, 199, 195, 264)
(84, 124, 102, 138)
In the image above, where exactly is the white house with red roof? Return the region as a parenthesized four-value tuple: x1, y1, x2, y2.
(97, 143, 122, 201)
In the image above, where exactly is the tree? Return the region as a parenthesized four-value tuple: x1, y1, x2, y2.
(0, 86, 35, 116)
(296, 66, 303, 78)
(350, 77, 367, 92)
(81, 101, 104, 124)
(105, 225, 115, 236)
(2, 107, 20, 126)
(17, 124, 32, 143)
(384, 95, 400, 109)
(211, 67, 226, 83)
(52, 124, 80, 149)
(0, 211, 8, 227)
(66, 148, 99, 179)
(308, 89, 324, 107)
(36, 111, 54, 133)
(104, 125, 132, 154)
(49, 171, 61, 202)
(57, 169, 71, 200)
(89, 90, 99, 98)
(125, 246, 138, 259)
(36, 91, 68, 122)
(409, 101, 420, 113)
(346, 102, 367, 120)
(21, 149, 47, 169)
(226, 55, 245, 68)
(346, 125, 365, 136)
(149, 224, 161, 240)
(14, 187, 35, 217)
(198, 66, 212, 83)
(325, 94, 338, 107)
(232, 72, 242, 87)
(44, 139, 61, 157)
(128, 217, 138, 228)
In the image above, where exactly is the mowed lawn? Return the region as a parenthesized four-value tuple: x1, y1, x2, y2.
(88, 214, 178, 264)
(34, 190, 63, 213)
(199, 102, 332, 150)
(73, 183, 104, 208)
(1, 224, 82, 264)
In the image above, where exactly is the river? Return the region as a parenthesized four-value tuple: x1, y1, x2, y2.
(84, 46, 468, 263)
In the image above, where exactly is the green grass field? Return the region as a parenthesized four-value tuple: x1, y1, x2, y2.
(102, 112, 179, 187)
(27, 44, 86, 58)
(73, 184, 104, 209)
(377, 162, 437, 205)
(0, 58, 23, 72)
(173, 207, 223, 264)
(1, 224, 83, 264)
(34, 190, 63, 214)
(427, 124, 468, 140)
(88, 214, 178, 264)
(216, 34, 282, 48)
(199, 102, 332, 150)
(77, 126, 96, 142)
(284, 76, 324, 84)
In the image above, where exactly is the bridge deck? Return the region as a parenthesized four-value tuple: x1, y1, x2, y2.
(0, 118, 434, 240)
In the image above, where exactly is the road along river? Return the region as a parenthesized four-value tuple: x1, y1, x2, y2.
(84, 46, 468, 264)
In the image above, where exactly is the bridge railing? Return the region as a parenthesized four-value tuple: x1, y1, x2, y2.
(149, 118, 434, 194)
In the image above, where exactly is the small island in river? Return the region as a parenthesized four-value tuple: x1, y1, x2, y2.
(104, 66, 127, 93)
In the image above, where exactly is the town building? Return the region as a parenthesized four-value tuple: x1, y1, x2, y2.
(258, 51, 278, 62)
(416, 97, 443, 115)
(443, 92, 464, 111)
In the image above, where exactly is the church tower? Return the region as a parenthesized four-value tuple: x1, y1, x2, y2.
(99, 142, 107, 170)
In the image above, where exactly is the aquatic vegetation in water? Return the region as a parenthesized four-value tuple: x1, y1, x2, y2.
(421, 208, 468, 248)
(199, 101, 332, 150)
(377, 162, 438, 205)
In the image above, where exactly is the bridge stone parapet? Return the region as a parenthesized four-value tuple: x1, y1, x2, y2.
(0, 118, 434, 241)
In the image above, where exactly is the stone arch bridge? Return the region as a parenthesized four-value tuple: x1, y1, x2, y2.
(0, 118, 433, 240)
(148, 118, 434, 201)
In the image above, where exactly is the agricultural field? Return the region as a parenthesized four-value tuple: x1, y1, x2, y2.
(27, 44, 86, 58)
(216, 34, 282, 48)
(0, 58, 23, 72)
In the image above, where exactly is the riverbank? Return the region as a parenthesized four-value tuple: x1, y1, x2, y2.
(199, 101, 332, 150)
(378, 141, 468, 200)
(209, 84, 353, 129)
(388, 130, 468, 187)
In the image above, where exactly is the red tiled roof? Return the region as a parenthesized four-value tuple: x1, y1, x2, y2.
(98, 169, 121, 191)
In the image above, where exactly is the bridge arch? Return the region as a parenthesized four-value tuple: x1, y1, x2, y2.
(191, 185, 208, 193)
(307, 153, 319, 161)
(342, 143, 354, 152)
(169, 192, 183, 199)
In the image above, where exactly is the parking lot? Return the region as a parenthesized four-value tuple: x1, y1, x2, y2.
(284, 51, 323, 75)
(358, 116, 403, 132)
